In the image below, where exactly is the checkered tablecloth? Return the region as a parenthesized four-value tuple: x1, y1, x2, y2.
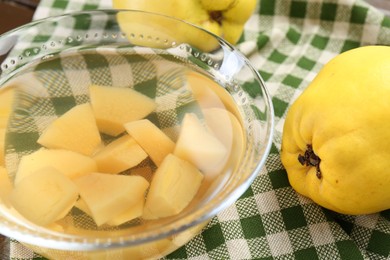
(5, 0, 390, 259)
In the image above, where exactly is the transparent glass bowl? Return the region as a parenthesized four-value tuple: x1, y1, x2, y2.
(0, 10, 274, 259)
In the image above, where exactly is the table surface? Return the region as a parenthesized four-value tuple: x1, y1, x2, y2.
(0, 0, 389, 259)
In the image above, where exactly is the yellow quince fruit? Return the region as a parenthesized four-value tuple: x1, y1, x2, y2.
(112, 0, 257, 51)
(281, 46, 390, 215)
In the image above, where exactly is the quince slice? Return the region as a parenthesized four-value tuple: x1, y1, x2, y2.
(37, 103, 102, 156)
(203, 107, 245, 171)
(124, 119, 175, 167)
(143, 154, 203, 219)
(93, 134, 148, 174)
(74, 173, 149, 226)
(15, 148, 97, 184)
(174, 113, 227, 177)
(89, 85, 157, 136)
(9, 167, 79, 226)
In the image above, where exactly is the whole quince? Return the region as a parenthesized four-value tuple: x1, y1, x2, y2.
(112, 0, 257, 51)
(281, 46, 390, 215)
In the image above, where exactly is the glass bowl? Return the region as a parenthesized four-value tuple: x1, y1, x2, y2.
(0, 10, 274, 259)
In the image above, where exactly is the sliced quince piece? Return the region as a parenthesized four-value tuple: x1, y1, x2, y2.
(93, 134, 148, 174)
(74, 173, 149, 226)
(9, 167, 79, 226)
(37, 103, 102, 156)
(203, 108, 245, 170)
(143, 154, 203, 220)
(186, 71, 241, 121)
(203, 108, 233, 150)
(186, 71, 226, 110)
(89, 85, 157, 136)
(173, 113, 227, 177)
(124, 119, 175, 167)
(15, 148, 97, 184)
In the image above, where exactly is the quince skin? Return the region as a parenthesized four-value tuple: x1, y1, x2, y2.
(112, 0, 257, 51)
(281, 46, 390, 215)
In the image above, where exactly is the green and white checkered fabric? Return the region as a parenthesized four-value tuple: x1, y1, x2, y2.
(32, 0, 113, 20)
(6, 0, 390, 259)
